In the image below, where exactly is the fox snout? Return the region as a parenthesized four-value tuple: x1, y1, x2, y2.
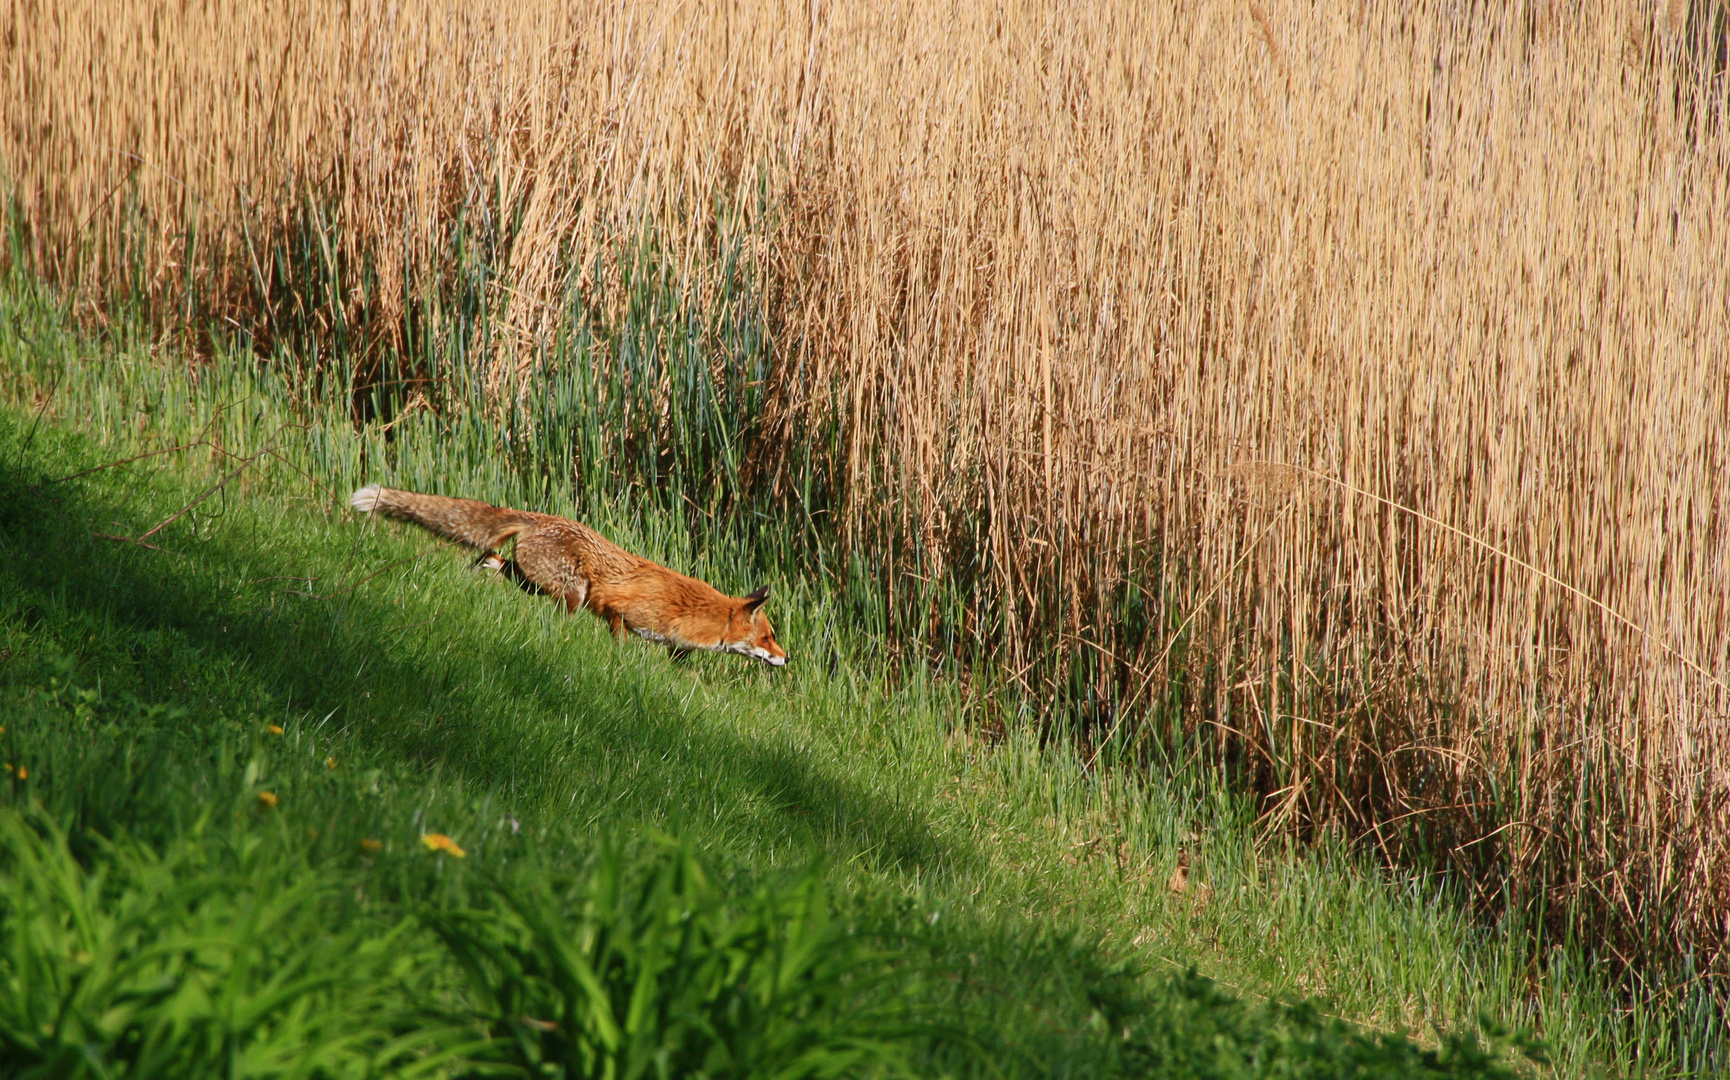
(748, 639, 788, 667)
(755, 635, 788, 667)
(736, 585, 788, 668)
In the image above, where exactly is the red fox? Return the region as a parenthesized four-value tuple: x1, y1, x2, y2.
(349, 485, 787, 667)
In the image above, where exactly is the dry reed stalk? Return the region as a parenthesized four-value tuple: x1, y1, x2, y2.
(6, 0, 1730, 980)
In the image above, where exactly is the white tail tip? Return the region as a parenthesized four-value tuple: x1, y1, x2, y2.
(350, 484, 385, 513)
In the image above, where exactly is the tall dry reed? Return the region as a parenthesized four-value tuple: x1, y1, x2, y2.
(7, 0, 1730, 986)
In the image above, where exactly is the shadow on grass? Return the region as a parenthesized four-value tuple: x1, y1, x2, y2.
(0, 424, 958, 880)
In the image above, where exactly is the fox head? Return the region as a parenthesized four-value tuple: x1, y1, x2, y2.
(726, 585, 787, 667)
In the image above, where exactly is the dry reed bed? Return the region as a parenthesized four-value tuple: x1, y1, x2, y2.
(7, 0, 1730, 978)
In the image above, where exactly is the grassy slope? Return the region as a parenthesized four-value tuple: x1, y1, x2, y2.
(0, 280, 1645, 1075)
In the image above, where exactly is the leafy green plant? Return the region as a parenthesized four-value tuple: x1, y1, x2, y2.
(0, 810, 471, 1080)
(426, 837, 912, 1080)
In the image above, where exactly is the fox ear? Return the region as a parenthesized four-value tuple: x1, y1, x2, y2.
(742, 584, 771, 612)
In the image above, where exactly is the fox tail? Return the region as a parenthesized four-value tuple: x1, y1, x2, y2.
(350, 485, 537, 550)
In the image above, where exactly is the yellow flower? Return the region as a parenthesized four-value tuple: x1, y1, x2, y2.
(257, 791, 279, 808)
(359, 838, 383, 853)
(326, 756, 337, 770)
(14, 767, 24, 781)
(268, 725, 285, 735)
(420, 833, 466, 858)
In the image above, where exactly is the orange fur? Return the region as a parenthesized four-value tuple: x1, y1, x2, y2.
(350, 485, 787, 666)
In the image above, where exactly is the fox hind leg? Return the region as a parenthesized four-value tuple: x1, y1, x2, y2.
(559, 577, 591, 614)
(474, 551, 548, 597)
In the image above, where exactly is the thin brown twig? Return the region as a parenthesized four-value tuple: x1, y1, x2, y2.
(92, 531, 181, 556)
(1452, 817, 1560, 853)
(215, 443, 340, 506)
(33, 441, 207, 489)
(135, 450, 270, 542)
(93, 424, 305, 547)
(16, 363, 64, 468)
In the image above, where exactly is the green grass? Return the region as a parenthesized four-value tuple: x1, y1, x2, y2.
(0, 269, 1675, 1076)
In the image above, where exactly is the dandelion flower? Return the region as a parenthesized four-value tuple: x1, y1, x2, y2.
(420, 833, 466, 858)
(326, 756, 337, 770)
(268, 725, 285, 735)
(258, 791, 279, 808)
(359, 838, 383, 853)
